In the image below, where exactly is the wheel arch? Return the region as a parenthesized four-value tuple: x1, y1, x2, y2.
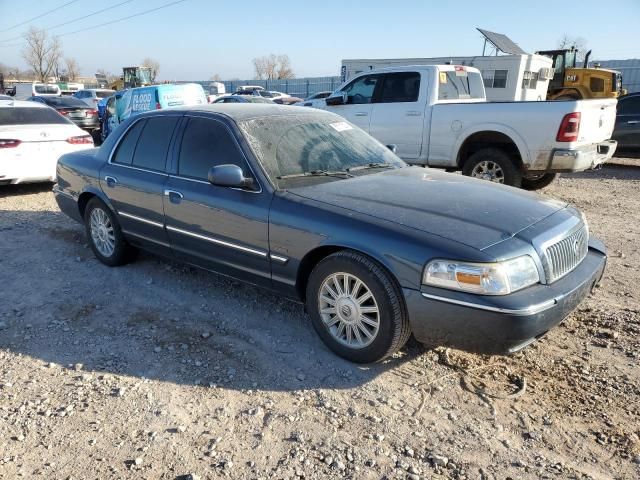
(295, 243, 403, 303)
(77, 186, 116, 220)
(455, 127, 529, 169)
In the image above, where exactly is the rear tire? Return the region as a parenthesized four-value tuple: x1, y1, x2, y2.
(462, 148, 522, 188)
(84, 197, 136, 266)
(306, 251, 411, 363)
(521, 173, 558, 190)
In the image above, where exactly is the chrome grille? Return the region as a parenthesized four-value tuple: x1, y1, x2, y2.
(543, 225, 589, 283)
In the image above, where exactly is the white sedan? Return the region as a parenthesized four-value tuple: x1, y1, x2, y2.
(0, 100, 94, 185)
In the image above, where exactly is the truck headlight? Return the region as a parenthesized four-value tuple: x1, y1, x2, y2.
(423, 256, 540, 295)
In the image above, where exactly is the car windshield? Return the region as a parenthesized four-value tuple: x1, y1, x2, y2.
(96, 91, 114, 98)
(0, 107, 72, 125)
(239, 113, 405, 189)
(41, 96, 89, 108)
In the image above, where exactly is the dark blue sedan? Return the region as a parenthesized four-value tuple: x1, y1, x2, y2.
(53, 105, 606, 363)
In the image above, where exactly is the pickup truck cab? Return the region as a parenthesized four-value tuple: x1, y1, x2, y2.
(322, 65, 618, 189)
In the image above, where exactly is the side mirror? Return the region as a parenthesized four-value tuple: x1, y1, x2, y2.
(325, 92, 347, 106)
(386, 144, 398, 154)
(208, 164, 255, 190)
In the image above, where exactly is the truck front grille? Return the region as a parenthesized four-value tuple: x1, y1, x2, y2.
(543, 225, 589, 283)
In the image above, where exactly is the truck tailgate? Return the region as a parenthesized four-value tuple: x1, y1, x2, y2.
(575, 99, 617, 145)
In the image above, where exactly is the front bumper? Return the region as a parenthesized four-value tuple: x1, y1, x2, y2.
(549, 140, 617, 172)
(404, 238, 606, 355)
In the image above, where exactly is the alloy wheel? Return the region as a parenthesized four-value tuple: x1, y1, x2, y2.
(89, 207, 115, 257)
(318, 272, 380, 349)
(471, 160, 505, 183)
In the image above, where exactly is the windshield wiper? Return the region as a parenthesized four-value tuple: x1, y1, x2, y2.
(346, 163, 394, 172)
(276, 169, 354, 180)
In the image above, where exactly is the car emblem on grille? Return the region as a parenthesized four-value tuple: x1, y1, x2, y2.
(573, 238, 580, 255)
(40, 131, 49, 138)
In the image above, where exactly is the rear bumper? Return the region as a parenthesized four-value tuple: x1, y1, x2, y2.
(404, 238, 606, 354)
(549, 140, 617, 172)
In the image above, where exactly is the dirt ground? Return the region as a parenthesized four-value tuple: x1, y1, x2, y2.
(0, 160, 639, 480)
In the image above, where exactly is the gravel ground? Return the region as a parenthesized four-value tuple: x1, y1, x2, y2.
(0, 160, 639, 480)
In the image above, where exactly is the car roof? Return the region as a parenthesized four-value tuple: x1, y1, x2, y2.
(142, 103, 341, 122)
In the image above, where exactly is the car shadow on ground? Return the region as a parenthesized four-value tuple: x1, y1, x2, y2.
(561, 162, 640, 181)
(0, 209, 430, 394)
(0, 183, 54, 198)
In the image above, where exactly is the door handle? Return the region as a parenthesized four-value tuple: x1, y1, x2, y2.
(627, 120, 640, 125)
(104, 176, 117, 187)
(355, 112, 368, 117)
(406, 111, 422, 116)
(164, 189, 184, 203)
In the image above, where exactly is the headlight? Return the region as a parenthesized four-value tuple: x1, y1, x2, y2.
(423, 255, 540, 295)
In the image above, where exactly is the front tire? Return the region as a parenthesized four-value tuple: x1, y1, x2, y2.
(462, 148, 522, 188)
(521, 172, 558, 190)
(84, 197, 135, 266)
(306, 251, 411, 363)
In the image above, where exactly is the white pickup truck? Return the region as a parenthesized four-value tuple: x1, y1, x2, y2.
(320, 65, 617, 189)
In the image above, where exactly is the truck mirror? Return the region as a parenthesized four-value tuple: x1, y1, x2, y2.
(326, 92, 347, 106)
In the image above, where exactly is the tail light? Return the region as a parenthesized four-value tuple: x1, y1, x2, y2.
(66, 136, 93, 145)
(156, 102, 161, 109)
(556, 112, 581, 142)
(59, 110, 69, 116)
(87, 109, 98, 116)
(0, 139, 21, 148)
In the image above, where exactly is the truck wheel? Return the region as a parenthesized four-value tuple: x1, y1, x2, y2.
(462, 148, 522, 188)
(521, 173, 558, 190)
(84, 198, 136, 266)
(306, 251, 411, 363)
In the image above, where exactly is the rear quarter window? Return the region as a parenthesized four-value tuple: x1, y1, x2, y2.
(0, 107, 71, 125)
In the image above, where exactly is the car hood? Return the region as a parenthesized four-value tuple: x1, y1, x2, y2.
(287, 167, 567, 250)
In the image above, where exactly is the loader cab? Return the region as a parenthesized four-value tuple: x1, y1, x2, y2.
(537, 49, 577, 92)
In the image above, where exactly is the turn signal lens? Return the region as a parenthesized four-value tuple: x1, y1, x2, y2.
(424, 256, 540, 295)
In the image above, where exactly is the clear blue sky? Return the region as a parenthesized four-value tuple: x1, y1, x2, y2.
(1, 0, 639, 81)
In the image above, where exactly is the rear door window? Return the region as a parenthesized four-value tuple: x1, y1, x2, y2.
(131, 117, 179, 172)
(178, 117, 247, 180)
(111, 120, 146, 166)
(378, 72, 420, 103)
(438, 70, 485, 100)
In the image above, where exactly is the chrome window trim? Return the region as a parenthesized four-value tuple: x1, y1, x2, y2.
(421, 292, 556, 316)
(118, 211, 164, 228)
(165, 225, 268, 258)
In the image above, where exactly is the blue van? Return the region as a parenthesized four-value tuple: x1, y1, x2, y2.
(102, 83, 207, 140)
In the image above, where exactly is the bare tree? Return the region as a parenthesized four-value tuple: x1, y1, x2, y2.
(252, 54, 295, 80)
(64, 57, 80, 81)
(22, 27, 62, 82)
(557, 34, 589, 62)
(141, 57, 160, 83)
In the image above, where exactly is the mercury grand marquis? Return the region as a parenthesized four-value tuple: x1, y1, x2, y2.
(53, 104, 607, 363)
